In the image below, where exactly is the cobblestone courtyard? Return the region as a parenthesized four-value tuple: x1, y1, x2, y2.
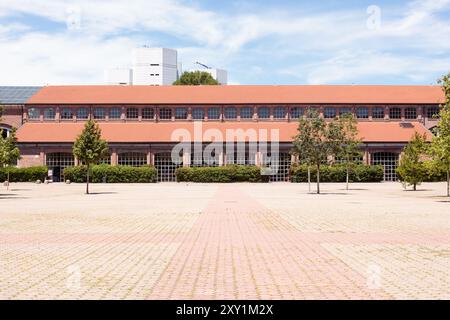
(1, 182, 449, 300)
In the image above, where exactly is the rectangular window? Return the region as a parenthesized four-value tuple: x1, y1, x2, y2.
(240, 107, 253, 119)
(159, 107, 172, 120)
(224, 107, 237, 119)
(356, 107, 369, 119)
(290, 107, 303, 119)
(109, 107, 121, 120)
(93, 108, 105, 119)
(44, 108, 55, 120)
(207, 108, 220, 120)
(324, 107, 337, 119)
(426, 106, 440, 118)
(404, 107, 417, 120)
(28, 108, 40, 120)
(192, 108, 205, 120)
(174, 107, 187, 120)
(142, 107, 155, 120)
(389, 107, 402, 119)
(258, 107, 270, 119)
(372, 107, 385, 119)
(274, 107, 286, 119)
(126, 107, 139, 119)
(61, 108, 74, 120)
(77, 108, 89, 120)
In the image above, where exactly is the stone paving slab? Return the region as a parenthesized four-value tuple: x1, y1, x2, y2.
(0, 182, 449, 299)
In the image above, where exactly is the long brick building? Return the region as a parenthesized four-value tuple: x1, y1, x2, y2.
(3, 85, 443, 182)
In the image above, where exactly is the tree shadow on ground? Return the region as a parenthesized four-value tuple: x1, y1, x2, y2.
(85, 192, 118, 195)
(307, 192, 349, 196)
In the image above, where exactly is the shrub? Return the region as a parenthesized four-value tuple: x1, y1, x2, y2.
(176, 165, 270, 183)
(64, 164, 157, 183)
(290, 164, 384, 183)
(0, 166, 48, 182)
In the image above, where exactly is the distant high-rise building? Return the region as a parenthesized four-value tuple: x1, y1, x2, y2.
(131, 47, 178, 86)
(104, 67, 131, 85)
(202, 68, 227, 85)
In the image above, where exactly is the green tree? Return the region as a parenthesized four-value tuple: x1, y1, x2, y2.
(292, 110, 344, 194)
(73, 120, 109, 194)
(173, 71, 219, 85)
(0, 128, 21, 190)
(397, 132, 428, 191)
(337, 114, 362, 190)
(430, 73, 450, 197)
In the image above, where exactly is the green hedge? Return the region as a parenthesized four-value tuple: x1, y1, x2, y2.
(0, 166, 48, 182)
(64, 164, 157, 183)
(290, 164, 384, 183)
(176, 165, 270, 183)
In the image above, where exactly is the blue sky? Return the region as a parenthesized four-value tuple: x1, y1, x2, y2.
(0, 0, 449, 85)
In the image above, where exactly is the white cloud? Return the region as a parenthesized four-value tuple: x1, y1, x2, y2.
(0, 0, 449, 85)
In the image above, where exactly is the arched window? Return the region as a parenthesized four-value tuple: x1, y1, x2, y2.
(28, 108, 40, 120)
(118, 152, 147, 167)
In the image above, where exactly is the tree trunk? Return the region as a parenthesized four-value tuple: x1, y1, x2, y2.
(6, 170, 9, 191)
(316, 164, 320, 194)
(346, 165, 349, 191)
(86, 164, 90, 195)
(307, 165, 311, 193)
(447, 170, 450, 198)
(413, 183, 417, 191)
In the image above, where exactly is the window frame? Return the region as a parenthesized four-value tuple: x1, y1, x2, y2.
(76, 108, 89, 120)
(257, 107, 270, 119)
(60, 108, 74, 120)
(142, 107, 155, 120)
(273, 107, 287, 119)
(372, 107, 385, 119)
(404, 107, 417, 120)
(389, 107, 402, 119)
(159, 107, 172, 120)
(93, 108, 106, 120)
(192, 108, 205, 120)
(27, 107, 40, 120)
(356, 107, 369, 119)
(126, 107, 139, 120)
(44, 108, 56, 120)
(240, 107, 253, 119)
(224, 107, 237, 120)
(109, 107, 122, 120)
(207, 107, 221, 120)
(324, 107, 337, 119)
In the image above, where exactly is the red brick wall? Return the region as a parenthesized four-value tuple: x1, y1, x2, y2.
(1, 105, 23, 128)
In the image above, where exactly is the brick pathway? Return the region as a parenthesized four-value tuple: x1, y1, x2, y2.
(0, 182, 449, 299)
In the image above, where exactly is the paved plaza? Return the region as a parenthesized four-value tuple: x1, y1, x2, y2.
(0, 182, 449, 300)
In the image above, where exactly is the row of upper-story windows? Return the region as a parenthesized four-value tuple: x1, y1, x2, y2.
(27, 105, 441, 121)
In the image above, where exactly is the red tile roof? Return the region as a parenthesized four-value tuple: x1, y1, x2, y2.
(16, 121, 432, 143)
(27, 85, 444, 105)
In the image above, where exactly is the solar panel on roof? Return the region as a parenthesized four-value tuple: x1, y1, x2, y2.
(0, 86, 42, 104)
